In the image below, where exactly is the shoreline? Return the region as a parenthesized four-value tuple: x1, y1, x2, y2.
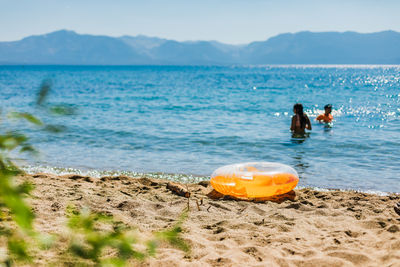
(20, 172, 400, 266)
(21, 165, 399, 196)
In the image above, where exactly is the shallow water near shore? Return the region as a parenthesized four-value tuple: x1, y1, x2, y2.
(1, 65, 400, 192)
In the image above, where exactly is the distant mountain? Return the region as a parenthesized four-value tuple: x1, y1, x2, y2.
(1, 30, 400, 65)
(120, 36, 240, 64)
(243, 31, 400, 64)
(119, 35, 167, 56)
(0, 30, 150, 65)
(150, 40, 238, 64)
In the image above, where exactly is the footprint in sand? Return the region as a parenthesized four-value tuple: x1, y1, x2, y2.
(283, 247, 296, 256)
(208, 202, 232, 212)
(286, 202, 314, 211)
(269, 213, 295, 221)
(207, 257, 232, 266)
(387, 225, 399, 233)
(203, 220, 228, 236)
(242, 246, 263, 262)
(361, 219, 390, 230)
(116, 200, 141, 210)
(344, 230, 360, 238)
(316, 203, 329, 209)
(277, 224, 291, 232)
(213, 227, 225, 234)
(250, 205, 267, 216)
(151, 203, 165, 210)
(50, 202, 62, 211)
(327, 251, 371, 265)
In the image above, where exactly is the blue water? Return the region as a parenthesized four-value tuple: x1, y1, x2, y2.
(1, 65, 399, 192)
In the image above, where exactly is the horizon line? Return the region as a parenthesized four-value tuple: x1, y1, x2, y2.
(1, 64, 400, 68)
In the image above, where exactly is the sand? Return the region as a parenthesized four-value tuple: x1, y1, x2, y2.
(21, 173, 400, 266)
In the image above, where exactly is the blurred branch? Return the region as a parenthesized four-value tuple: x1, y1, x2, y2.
(36, 79, 52, 106)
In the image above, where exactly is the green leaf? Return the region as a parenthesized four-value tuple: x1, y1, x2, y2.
(101, 258, 126, 267)
(154, 211, 190, 253)
(37, 233, 57, 249)
(115, 240, 134, 259)
(0, 132, 28, 151)
(49, 105, 77, 116)
(37, 79, 52, 106)
(146, 240, 157, 257)
(4, 196, 34, 231)
(16, 182, 34, 195)
(43, 124, 66, 133)
(20, 145, 38, 155)
(65, 204, 80, 217)
(8, 112, 43, 126)
(69, 243, 93, 260)
(8, 237, 31, 262)
(0, 226, 12, 236)
(156, 226, 189, 253)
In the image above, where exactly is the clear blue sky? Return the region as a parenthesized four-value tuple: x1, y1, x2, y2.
(1, 0, 399, 44)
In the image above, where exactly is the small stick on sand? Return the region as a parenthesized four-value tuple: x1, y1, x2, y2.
(185, 184, 190, 194)
(166, 182, 191, 198)
(196, 199, 201, 211)
(186, 184, 191, 211)
(207, 205, 211, 212)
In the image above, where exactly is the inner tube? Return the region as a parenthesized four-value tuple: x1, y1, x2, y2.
(210, 162, 299, 198)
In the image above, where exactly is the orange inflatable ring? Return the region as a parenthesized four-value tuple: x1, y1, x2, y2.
(210, 162, 299, 198)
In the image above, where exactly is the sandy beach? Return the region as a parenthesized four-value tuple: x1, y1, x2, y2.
(22, 173, 400, 266)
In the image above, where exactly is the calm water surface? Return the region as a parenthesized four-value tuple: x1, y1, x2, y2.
(1, 65, 399, 192)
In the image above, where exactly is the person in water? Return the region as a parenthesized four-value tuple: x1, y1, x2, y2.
(291, 103, 312, 134)
(316, 104, 333, 123)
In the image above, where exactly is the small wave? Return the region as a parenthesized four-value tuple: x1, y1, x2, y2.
(21, 165, 208, 183)
(296, 186, 390, 196)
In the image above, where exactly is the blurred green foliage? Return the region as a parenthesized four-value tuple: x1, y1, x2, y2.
(0, 128, 36, 265)
(0, 80, 57, 265)
(0, 80, 188, 266)
(65, 206, 188, 266)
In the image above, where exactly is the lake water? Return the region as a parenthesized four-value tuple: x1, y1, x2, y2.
(1, 65, 399, 193)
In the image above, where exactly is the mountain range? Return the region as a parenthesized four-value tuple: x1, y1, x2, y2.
(1, 30, 400, 65)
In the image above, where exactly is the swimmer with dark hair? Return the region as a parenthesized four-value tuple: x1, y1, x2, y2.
(316, 104, 333, 123)
(291, 103, 312, 134)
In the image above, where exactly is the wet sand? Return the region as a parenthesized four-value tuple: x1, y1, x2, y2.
(23, 173, 400, 266)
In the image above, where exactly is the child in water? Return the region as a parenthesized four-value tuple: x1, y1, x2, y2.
(291, 103, 312, 134)
(316, 104, 333, 123)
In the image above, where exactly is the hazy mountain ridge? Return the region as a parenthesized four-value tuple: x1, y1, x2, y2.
(244, 31, 400, 64)
(0, 30, 150, 64)
(1, 30, 399, 64)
